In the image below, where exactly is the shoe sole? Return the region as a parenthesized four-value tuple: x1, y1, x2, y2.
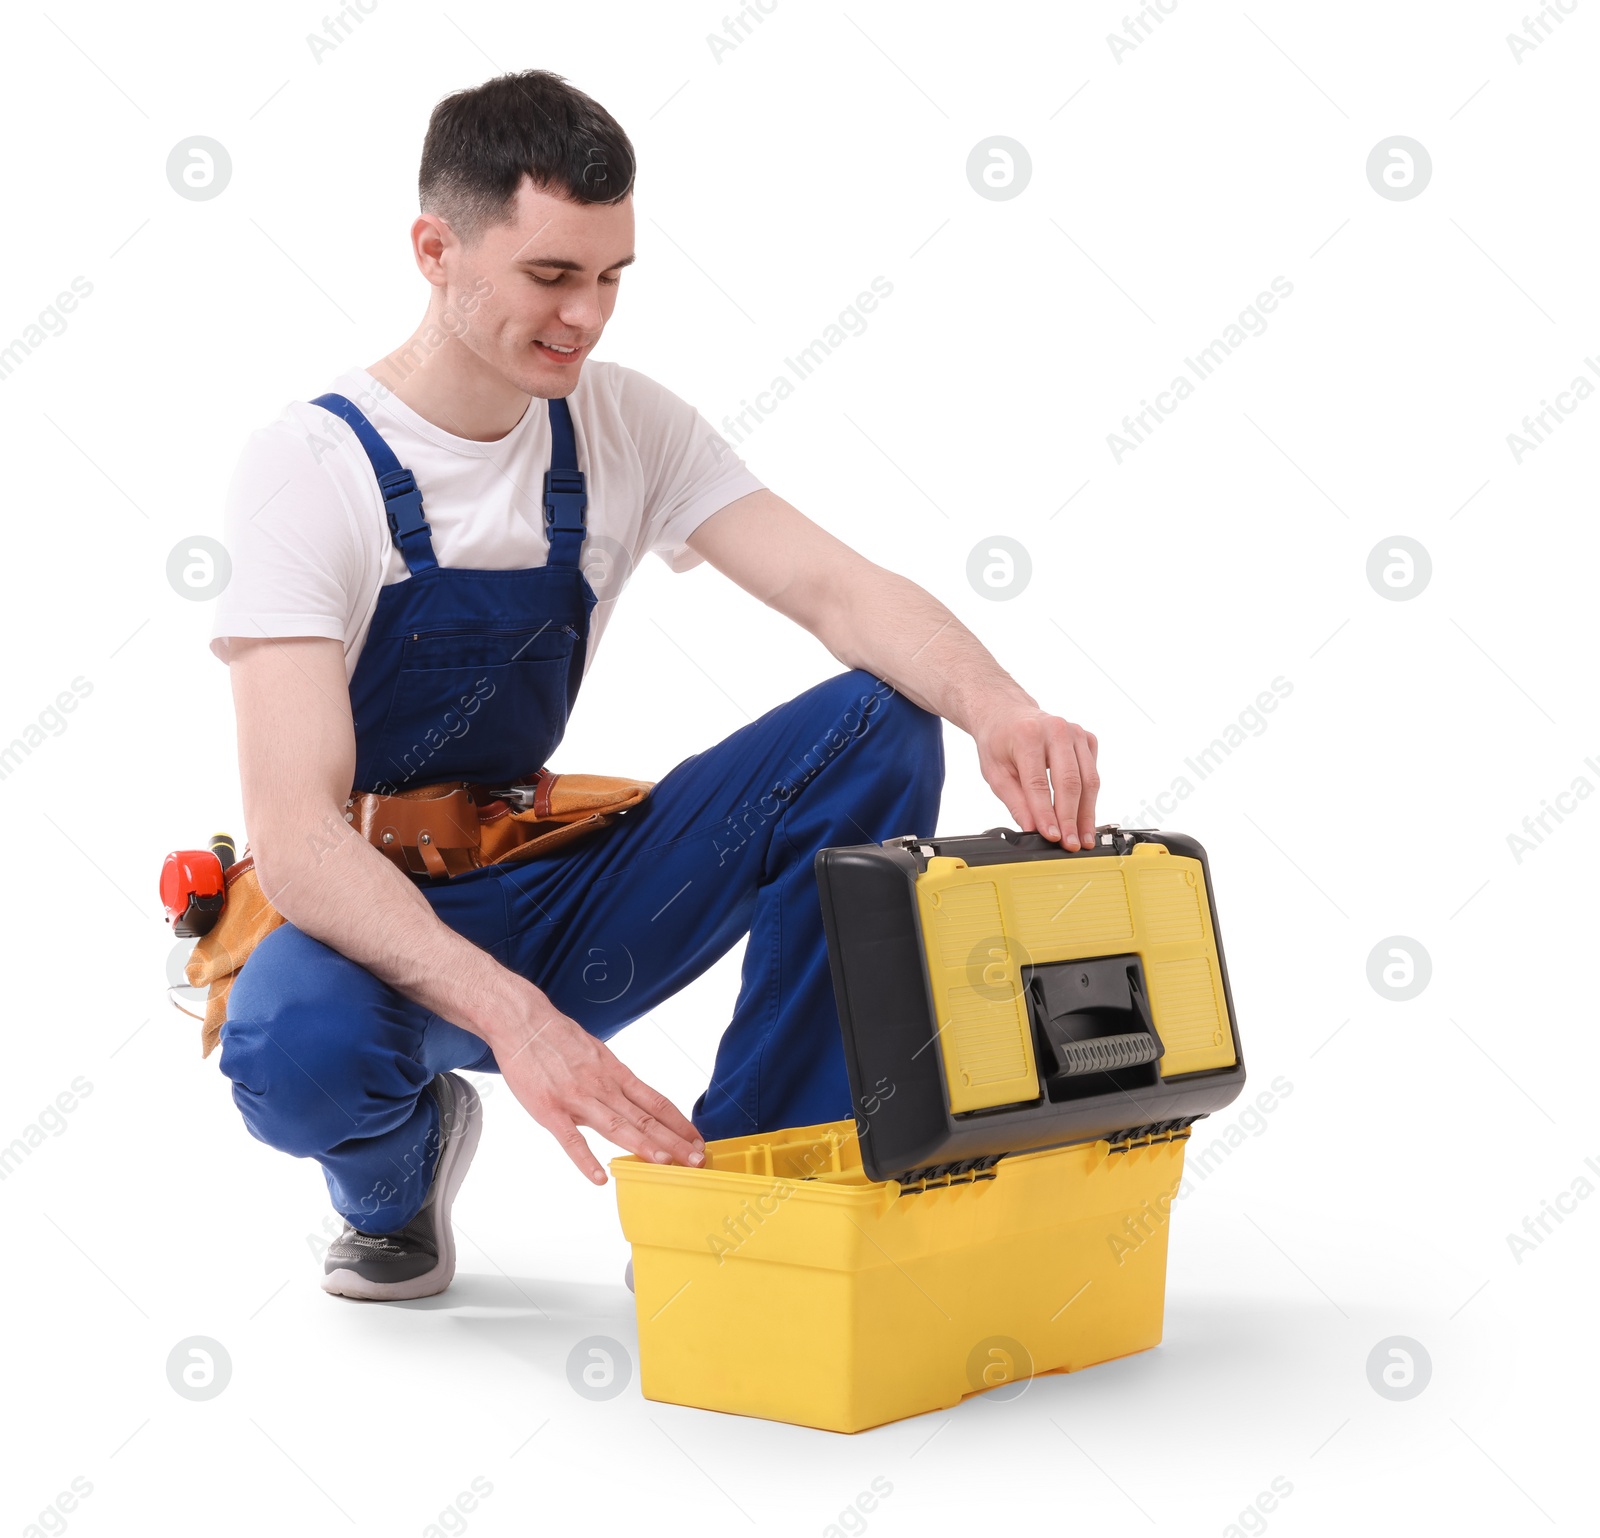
(322, 1072, 483, 1302)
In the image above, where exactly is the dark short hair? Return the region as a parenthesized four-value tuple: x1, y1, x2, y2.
(419, 69, 635, 241)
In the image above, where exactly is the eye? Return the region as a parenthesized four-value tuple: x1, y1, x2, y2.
(527, 272, 622, 287)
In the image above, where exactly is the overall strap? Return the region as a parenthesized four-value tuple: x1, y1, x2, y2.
(310, 393, 438, 575)
(543, 395, 587, 569)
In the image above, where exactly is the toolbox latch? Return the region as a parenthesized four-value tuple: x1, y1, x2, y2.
(1094, 823, 1160, 855)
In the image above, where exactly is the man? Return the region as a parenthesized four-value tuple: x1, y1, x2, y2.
(212, 69, 1100, 1301)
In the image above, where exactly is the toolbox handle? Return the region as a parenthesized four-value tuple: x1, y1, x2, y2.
(1052, 1032, 1162, 1077)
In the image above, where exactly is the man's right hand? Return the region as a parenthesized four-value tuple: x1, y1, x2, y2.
(231, 635, 707, 1187)
(487, 996, 706, 1184)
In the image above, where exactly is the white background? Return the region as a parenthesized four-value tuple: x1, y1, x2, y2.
(1, 2, 1595, 1534)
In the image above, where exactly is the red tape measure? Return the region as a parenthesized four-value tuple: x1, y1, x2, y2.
(160, 833, 236, 938)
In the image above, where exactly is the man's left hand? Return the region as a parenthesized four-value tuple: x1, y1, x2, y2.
(972, 705, 1100, 851)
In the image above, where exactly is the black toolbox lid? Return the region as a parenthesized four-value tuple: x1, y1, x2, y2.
(814, 825, 1248, 1185)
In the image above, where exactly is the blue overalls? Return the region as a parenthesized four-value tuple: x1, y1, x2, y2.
(218, 390, 945, 1233)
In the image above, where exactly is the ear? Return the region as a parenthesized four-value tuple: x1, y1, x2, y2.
(412, 212, 456, 287)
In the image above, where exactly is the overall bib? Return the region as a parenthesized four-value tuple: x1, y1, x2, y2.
(318, 388, 595, 797)
(219, 390, 946, 1234)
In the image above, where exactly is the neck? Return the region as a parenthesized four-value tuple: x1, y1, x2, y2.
(367, 307, 530, 442)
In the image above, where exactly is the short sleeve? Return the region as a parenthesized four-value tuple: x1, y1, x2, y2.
(208, 422, 370, 664)
(618, 368, 765, 572)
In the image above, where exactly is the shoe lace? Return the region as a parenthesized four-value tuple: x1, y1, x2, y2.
(339, 1224, 431, 1258)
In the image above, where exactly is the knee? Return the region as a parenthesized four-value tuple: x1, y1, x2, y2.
(845, 672, 944, 781)
(218, 928, 391, 1158)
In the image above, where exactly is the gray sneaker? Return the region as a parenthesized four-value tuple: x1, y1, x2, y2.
(321, 1071, 483, 1302)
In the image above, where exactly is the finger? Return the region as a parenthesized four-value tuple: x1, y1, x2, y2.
(616, 1068, 702, 1147)
(1071, 726, 1101, 848)
(1041, 720, 1083, 849)
(1013, 724, 1064, 847)
(598, 1081, 703, 1167)
(546, 1113, 608, 1185)
(576, 1094, 695, 1169)
(617, 1075, 706, 1165)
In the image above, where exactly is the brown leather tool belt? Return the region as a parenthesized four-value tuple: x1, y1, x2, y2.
(183, 766, 654, 1060)
(343, 767, 655, 879)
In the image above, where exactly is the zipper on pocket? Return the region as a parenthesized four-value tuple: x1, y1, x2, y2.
(402, 623, 580, 643)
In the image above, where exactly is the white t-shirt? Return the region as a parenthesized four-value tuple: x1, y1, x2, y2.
(210, 361, 763, 679)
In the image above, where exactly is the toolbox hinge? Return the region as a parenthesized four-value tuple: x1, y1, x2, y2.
(894, 1154, 1005, 1195)
(1105, 1116, 1201, 1154)
(893, 1116, 1204, 1192)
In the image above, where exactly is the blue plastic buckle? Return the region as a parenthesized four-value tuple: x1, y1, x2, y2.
(543, 468, 587, 532)
(378, 467, 429, 543)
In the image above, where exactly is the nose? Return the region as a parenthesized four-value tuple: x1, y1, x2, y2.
(557, 282, 606, 337)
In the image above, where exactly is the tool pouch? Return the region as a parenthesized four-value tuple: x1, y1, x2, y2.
(182, 770, 654, 1058)
(345, 769, 653, 878)
(184, 854, 285, 1060)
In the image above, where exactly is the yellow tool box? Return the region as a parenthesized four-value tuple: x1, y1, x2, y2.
(613, 824, 1247, 1433)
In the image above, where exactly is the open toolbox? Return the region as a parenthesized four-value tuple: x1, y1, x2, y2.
(612, 825, 1247, 1432)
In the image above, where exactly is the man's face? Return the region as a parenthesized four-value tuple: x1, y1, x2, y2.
(440, 178, 634, 398)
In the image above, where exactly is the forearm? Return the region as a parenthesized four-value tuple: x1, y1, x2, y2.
(688, 495, 1098, 848)
(819, 565, 1036, 735)
(252, 806, 541, 1051)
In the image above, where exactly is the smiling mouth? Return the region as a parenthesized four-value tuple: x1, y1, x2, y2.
(534, 339, 583, 359)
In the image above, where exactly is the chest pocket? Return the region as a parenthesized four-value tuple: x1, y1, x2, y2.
(377, 624, 583, 788)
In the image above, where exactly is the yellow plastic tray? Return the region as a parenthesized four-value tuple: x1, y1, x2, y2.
(612, 1119, 1186, 1433)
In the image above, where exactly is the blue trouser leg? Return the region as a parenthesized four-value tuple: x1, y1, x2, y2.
(217, 669, 944, 1228)
(219, 874, 503, 1233)
(500, 669, 945, 1137)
